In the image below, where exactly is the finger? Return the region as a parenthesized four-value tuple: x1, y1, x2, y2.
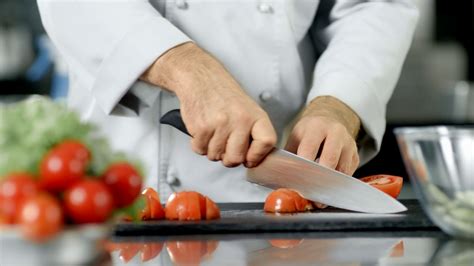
(222, 130, 250, 167)
(319, 134, 344, 170)
(246, 118, 277, 167)
(207, 127, 230, 161)
(284, 132, 301, 154)
(296, 131, 326, 161)
(336, 144, 355, 175)
(190, 128, 214, 155)
(351, 151, 360, 174)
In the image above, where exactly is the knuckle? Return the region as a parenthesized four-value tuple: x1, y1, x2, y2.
(261, 135, 277, 147)
(214, 113, 229, 126)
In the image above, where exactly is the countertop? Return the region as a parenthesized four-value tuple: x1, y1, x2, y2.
(2, 199, 472, 266)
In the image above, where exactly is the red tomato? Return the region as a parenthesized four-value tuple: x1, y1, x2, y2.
(17, 193, 63, 242)
(264, 188, 313, 213)
(103, 163, 142, 207)
(63, 180, 115, 224)
(39, 141, 90, 192)
(141, 243, 164, 262)
(140, 188, 165, 221)
(166, 241, 218, 265)
(0, 173, 38, 224)
(55, 140, 91, 163)
(165, 191, 220, 221)
(360, 175, 404, 198)
(269, 239, 304, 249)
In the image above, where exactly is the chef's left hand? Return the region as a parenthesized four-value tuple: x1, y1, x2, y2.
(285, 96, 361, 176)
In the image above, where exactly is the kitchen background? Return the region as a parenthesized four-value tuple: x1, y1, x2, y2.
(0, 0, 473, 178)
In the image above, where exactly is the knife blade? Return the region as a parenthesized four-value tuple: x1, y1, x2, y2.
(160, 109, 407, 214)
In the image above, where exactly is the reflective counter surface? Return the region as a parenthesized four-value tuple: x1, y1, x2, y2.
(103, 231, 472, 266)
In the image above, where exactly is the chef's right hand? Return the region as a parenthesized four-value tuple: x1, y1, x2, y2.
(141, 42, 277, 168)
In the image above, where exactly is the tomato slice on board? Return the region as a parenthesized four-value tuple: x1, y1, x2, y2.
(17, 193, 63, 242)
(264, 188, 313, 213)
(140, 188, 165, 221)
(269, 239, 304, 249)
(141, 243, 164, 262)
(0, 173, 39, 224)
(63, 180, 115, 224)
(165, 191, 220, 221)
(360, 175, 404, 198)
(103, 162, 142, 208)
(166, 241, 219, 265)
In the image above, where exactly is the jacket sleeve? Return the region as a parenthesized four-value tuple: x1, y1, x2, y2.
(307, 0, 418, 164)
(37, 0, 191, 115)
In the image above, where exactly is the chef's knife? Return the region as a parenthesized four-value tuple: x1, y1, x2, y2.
(160, 109, 407, 214)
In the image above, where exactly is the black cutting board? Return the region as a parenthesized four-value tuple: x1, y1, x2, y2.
(114, 200, 438, 236)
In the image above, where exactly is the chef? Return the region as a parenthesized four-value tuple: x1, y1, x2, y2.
(37, 0, 418, 201)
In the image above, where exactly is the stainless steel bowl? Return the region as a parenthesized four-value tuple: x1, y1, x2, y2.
(395, 126, 474, 239)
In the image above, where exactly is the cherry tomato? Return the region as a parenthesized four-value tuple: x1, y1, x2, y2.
(0, 173, 38, 224)
(55, 140, 91, 163)
(165, 191, 220, 221)
(141, 243, 164, 262)
(140, 188, 165, 220)
(40, 141, 90, 192)
(166, 241, 218, 265)
(269, 239, 304, 249)
(360, 175, 404, 198)
(103, 163, 142, 208)
(63, 180, 115, 224)
(17, 193, 63, 242)
(264, 188, 313, 213)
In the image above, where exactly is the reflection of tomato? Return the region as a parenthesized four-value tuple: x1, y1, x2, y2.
(140, 188, 165, 220)
(103, 163, 142, 207)
(389, 240, 405, 257)
(141, 243, 164, 262)
(40, 142, 90, 192)
(167, 241, 219, 265)
(17, 193, 63, 242)
(0, 173, 38, 224)
(119, 243, 142, 263)
(264, 188, 313, 213)
(269, 239, 304, 249)
(360, 175, 403, 198)
(64, 180, 115, 224)
(165, 191, 220, 221)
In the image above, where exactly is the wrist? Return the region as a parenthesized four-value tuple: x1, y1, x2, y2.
(305, 96, 361, 139)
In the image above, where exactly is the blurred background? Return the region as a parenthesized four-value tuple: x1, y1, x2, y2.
(0, 0, 473, 178)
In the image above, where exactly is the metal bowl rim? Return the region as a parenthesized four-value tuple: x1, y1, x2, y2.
(394, 126, 474, 138)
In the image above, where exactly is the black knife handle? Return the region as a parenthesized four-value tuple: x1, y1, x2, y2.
(160, 109, 192, 137)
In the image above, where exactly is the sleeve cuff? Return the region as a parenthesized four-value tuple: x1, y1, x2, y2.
(306, 71, 386, 164)
(91, 15, 191, 115)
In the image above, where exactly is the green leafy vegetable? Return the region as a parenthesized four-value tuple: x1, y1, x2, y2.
(0, 96, 142, 179)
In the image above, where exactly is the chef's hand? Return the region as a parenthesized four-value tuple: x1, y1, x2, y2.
(285, 96, 361, 175)
(141, 42, 277, 168)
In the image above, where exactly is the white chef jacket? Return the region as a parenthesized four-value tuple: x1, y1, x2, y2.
(37, 0, 418, 202)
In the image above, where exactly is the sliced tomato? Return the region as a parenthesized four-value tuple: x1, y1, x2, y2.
(39, 142, 89, 192)
(141, 243, 164, 262)
(264, 188, 313, 213)
(166, 241, 219, 265)
(360, 175, 404, 198)
(0, 173, 39, 224)
(140, 187, 165, 221)
(63, 180, 115, 224)
(165, 191, 220, 221)
(17, 193, 63, 242)
(269, 239, 304, 249)
(103, 162, 142, 208)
